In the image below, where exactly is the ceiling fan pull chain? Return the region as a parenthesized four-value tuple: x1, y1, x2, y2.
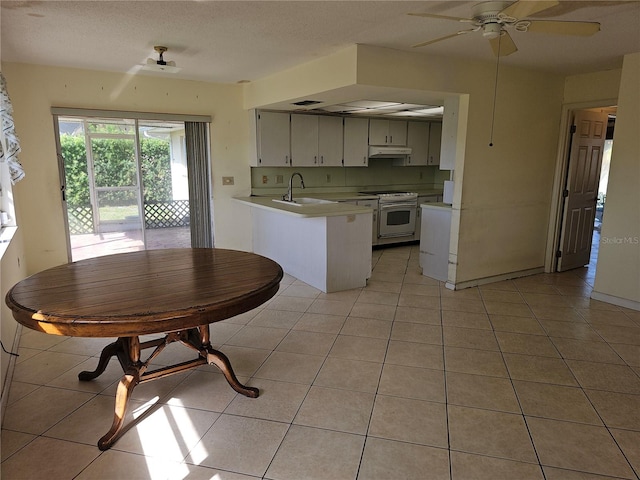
(489, 33, 502, 147)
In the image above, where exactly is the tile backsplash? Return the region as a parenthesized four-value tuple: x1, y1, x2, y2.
(251, 161, 449, 195)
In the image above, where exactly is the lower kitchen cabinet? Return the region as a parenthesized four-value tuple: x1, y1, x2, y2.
(357, 199, 379, 245)
(339, 199, 378, 245)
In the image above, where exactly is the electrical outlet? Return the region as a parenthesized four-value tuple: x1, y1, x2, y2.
(222, 176, 235, 185)
(262, 175, 268, 184)
(276, 175, 283, 184)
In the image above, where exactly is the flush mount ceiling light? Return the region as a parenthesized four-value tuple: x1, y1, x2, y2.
(141, 46, 181, 73)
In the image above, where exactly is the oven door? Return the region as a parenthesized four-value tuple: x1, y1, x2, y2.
(378, 202, 417, 238)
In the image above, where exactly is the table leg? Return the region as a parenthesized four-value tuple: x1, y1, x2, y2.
(200, 325, 259, 398)
(78, 339, 121, 381)
(98, 372, 138, 450)
(92, 337, 141, 450)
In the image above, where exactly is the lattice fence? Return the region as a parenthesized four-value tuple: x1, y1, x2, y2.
(144, 200, 190, 229)
(67, 205, 94, 234)
(67, 200, 190, 234)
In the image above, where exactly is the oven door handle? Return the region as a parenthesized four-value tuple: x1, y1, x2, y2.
(379, 203, 418, 210)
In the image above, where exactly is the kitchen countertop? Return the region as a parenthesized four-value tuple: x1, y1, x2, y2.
(421, 202, 452, 210)
(234, 196, 373, 218)
(414, 189, 444, 197)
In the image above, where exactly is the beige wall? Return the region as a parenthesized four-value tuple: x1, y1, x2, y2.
(1, 62, 254, 274)
(564, 68, 622, 105)
(593, 53, 640, 306)
(1, 228, 27, 414)
(243, 45, 358, 110)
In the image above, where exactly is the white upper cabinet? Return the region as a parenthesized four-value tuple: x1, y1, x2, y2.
(257, 111, 290, 166)
(290, 114, 317, 166)
(369, 119, 407, 146)
(406, 121, 429, 166)
(428, 122, 442, 167)
(290, 114, 343, 167)
(343, 117, 369, 167)
(318, 116, 344, 167)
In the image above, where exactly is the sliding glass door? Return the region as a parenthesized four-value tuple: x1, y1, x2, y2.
(56, 116, 193, 261)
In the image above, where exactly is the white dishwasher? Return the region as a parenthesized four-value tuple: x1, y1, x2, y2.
(419, 203, 452, 282)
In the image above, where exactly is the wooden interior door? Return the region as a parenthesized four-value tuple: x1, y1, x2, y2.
(557, 109, 608, 271)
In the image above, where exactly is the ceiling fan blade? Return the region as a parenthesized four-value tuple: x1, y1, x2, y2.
(525, 20, 600, 36)
(500, 0, 559, 19)
(408, 12, 474, 23)
(489, 31, 518, 57)
(412, 29, 476, 48)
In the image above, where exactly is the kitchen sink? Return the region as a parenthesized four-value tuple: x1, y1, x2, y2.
(272, 197, 337, 207)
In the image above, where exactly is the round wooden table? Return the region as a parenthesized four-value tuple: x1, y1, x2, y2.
(5, 248, 283, 449)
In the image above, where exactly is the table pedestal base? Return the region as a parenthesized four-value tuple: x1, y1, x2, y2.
(79, 324, 258, 450)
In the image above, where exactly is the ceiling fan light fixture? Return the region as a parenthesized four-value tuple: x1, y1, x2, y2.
(482, 22, 502, 39)
(140, 45, 181, 74)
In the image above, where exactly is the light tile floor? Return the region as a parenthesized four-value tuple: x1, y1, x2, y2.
(2, 244, 640, 479)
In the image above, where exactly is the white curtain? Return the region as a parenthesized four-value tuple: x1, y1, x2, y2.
(0, 72, 25, 184)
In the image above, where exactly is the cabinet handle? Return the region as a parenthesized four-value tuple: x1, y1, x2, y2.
(363, 156, 366, 164)
(390, 135, 393, 143)
(314, 155, 317, 164)
(385, 135, 388, 143)
(320, 155, 324, 164)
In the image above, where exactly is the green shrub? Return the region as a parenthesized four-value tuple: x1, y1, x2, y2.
(60, 134, 173, 207)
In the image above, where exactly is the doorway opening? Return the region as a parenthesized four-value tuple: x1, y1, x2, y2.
(55, 116, 192, 261)
(555, 106, 616, 283)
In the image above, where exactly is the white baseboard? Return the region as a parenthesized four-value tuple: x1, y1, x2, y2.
(445, 267, 545, 291)
(591, 291, 640, 312)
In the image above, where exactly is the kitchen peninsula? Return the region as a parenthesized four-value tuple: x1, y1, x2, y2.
(234, 196, 373, 293)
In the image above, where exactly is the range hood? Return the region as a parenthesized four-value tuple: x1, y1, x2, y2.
(368, 146, 412, 158)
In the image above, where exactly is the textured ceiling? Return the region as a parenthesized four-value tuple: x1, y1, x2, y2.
(1, 1, 639, 84)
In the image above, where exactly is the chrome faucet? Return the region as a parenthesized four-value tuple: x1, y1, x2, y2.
(283, 172, 305, 202)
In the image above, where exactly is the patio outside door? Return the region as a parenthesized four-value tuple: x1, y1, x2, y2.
(89, 119, 144, 239)
(56, 116, 191, 261)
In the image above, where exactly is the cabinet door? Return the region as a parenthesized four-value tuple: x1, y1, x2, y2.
(388, 120, 407, 146)
(257, 112, 290, 166)
(406, 122, 429, 165)
(290, 114, 318, 166)
(344, 118, 369, 166)
(357, 199, 378, 245)
(428, 122, 442, 166)
(369, 119, 407, 145)
(368, 119, 388, 145)
(318, 116, 343, 167)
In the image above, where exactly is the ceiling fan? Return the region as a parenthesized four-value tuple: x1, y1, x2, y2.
(409, 0, 601, 57)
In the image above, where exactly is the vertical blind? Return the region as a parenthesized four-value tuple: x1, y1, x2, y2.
(185, 121, 214, 248)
